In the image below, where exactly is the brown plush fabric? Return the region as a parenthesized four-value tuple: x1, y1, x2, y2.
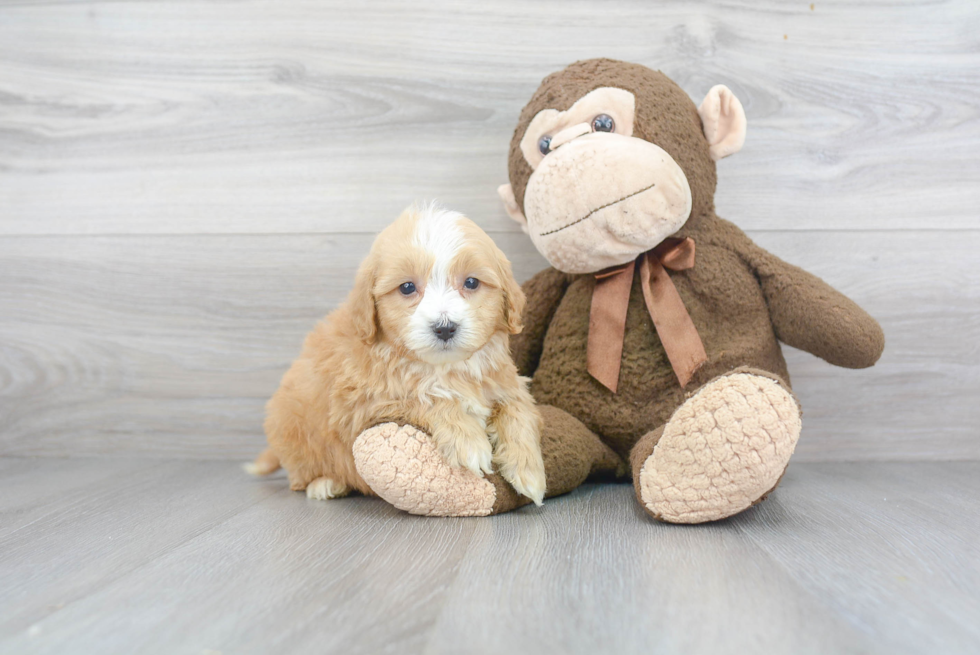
(487, 473, 531, 514)
(358, 59, 884, 522)
(487, 404, 627, 514)
(629, 425, 663, 485)
(508, 59, 719, 229)
(504, 59, 884, 514)
(516, 214, 884, 462)
(509, 267, 575, 376)
(538, 404, 627, 492)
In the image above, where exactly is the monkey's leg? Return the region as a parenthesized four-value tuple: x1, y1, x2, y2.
(536, 405, 626, 496)
(630, 367, 801, 524)
(351, 406, 624, 517)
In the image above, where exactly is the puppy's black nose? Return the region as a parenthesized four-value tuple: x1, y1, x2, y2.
(433, 321, 457, 342)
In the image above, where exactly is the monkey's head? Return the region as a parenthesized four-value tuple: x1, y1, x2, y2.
(499, 59, 747, 274)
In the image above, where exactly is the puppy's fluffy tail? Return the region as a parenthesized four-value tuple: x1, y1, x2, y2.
(244, 448, 281, 476)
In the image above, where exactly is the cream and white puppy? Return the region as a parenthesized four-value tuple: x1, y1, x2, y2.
(248, 204, 547, 506)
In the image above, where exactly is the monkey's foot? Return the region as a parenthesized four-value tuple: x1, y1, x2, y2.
(353, 423, 508, 517)
(636, 370, 802, 524)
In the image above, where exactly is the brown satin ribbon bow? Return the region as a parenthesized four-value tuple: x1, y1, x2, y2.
(587, 237, 708, 393)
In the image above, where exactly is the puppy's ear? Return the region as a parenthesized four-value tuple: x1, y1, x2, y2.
(505, 279, 526, 335)
(497, 256, 526, 335)
(348, 257, 379, 344)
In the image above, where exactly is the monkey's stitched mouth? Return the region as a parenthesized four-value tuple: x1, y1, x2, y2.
(539, 182, 657, 237)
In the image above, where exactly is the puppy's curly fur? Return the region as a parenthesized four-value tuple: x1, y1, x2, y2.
(248, 205, 546, 506)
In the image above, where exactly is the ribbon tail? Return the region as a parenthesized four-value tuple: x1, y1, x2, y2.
(640, 255, 708, 387)
(587, 261, 634, 393)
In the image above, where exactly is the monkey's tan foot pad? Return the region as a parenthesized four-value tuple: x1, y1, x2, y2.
(639, 373, 802, 524)
(352, 423, 496, 517)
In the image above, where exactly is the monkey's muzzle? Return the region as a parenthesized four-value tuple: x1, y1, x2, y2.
(523, 132, 693, 274)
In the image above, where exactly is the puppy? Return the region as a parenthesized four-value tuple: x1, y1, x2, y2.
(247, 204, 546, 506)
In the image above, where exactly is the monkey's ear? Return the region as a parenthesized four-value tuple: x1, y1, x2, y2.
(497, 184, 529, 233)
(698, 85, 747, 161)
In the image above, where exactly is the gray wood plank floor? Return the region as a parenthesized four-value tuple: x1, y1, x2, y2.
(1, 0, 978, 462)
(1, 458, 977, 655)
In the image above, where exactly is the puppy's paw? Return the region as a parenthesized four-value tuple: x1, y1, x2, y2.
(490, 403, 546, 506)
(498, 454, 546, 506)
(439, 435, 494, 478)
(305, 477, 350, 501)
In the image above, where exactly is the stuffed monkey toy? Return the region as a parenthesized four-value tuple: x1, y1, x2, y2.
(353, 59, 884, 523)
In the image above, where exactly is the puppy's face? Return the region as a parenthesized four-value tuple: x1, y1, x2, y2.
(349, 206, 525, 365)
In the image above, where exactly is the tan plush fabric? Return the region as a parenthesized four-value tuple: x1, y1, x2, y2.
(508, 59, 720, 228)
(520, 87, 636, 168)
(352, 423, 496, 517)
(698, 85, 747, 161)
(521, 132, 693, 274)
(636, 370, 801, 523)
(351, 59, 884, 523)
(352, 407, 627, 517)
(502, 59, 884, 523)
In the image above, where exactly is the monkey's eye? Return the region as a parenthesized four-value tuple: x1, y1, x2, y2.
(399, 282, 416, 295)
(591, 114, 615, 133)
(538, 135, 552, 155)
(463, 277, 480, 290)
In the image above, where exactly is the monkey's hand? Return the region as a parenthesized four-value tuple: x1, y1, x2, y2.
(759, 258, 884, 369)
(725, 221, 885, 369)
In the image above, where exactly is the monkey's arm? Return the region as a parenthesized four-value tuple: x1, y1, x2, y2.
(510, 267, 574, 377)
(728, 224, 884, 368)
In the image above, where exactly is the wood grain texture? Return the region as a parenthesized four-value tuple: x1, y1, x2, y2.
(741, 462, 980, 654)
(0, 459, 283, 640)
(1, 459, 978, 654)
(0, 458, 479, 654)
(0, 0, 978, 460)
(425, 486, 876, 655)
(0, 457, 158, 539)
(0, 230, 977, 460)
(0, 0, 978, 235)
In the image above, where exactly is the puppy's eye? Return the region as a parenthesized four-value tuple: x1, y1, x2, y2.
(463, 277, 480, 290)
(399, 282, 416, 295)
(591, 114, 615, 133)
(537, 135, 551, 155)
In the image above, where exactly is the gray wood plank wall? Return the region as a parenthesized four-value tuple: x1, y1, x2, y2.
(1, 0, 978, 460)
